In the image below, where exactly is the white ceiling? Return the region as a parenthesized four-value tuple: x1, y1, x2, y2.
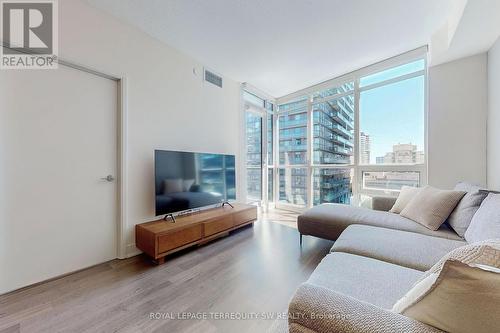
(86, 0, 458, 97)
(431, 0, 500, 65)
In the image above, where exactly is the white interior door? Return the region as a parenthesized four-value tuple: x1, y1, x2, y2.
(0, 63, 118, 293)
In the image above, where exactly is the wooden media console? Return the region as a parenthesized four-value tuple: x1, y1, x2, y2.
(135, 203, 257, 264)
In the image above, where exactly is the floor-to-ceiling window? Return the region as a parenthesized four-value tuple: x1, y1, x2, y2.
(311, 84, 355, 206)
(266, 111, 274, 203)
(243, 89, 274, 208)
(243, 47, 427, 210)
(277, 97, 308, 208)
(245, 111, 263, 202)
(358, 59, 425, 197)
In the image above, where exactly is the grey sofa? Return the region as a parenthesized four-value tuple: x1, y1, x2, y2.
(298, 197, 463, 242)
(288, 197, 472, 333)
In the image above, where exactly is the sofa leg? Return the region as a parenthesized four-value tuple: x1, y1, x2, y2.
(300, 233, 303, 247)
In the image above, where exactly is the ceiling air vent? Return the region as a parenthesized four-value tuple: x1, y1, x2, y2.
(204, 69, 223, 88)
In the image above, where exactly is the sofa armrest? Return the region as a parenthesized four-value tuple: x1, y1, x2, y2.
(288, 283, 443, 333)
(371, 196, 397, 212)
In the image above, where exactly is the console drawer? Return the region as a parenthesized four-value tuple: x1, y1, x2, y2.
(157, 225, 202, 254)
(233, 209, 257, 225)
(203, 215, 234, 236)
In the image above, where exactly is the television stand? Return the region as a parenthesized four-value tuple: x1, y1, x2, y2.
(135, 203, 257, 265)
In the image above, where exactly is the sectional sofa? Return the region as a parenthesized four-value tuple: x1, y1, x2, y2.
(287, 185, 499, 333)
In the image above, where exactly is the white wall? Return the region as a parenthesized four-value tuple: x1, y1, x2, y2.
(58, 0, 241, 255)
(428, 53, 488, 189)
(1, 0, 241, 292)
(488, 38, 500, 190)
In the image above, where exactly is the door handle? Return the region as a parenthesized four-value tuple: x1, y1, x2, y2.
(101, 175, 115, 182)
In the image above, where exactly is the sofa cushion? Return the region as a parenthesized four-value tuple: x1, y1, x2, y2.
(464, 193, 500, 243)
(307, 252, 423, 309)
(393, 260, 500, 333)
(400, 186, 466, 231)
(330, 225, 467, 271)
(417, 239, 500, 282)
(298, 203, 462, 241)
(371, 196, 397, 212)
(389, 186, 421, 214)
(288, 283, 444, 333)
(447, 182, 488, 237)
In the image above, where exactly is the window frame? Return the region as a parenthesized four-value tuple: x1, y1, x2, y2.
(241, 84, 276, 211)
(356, 68, 427, 197)
(274, 47, 428, 208)
(240, 47, 428, 212)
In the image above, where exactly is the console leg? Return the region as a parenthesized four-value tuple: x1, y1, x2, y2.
(300, 233, 303, 247)
(155, 257, 166, 265)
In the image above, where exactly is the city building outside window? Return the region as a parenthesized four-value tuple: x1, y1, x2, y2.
(243, 47, 427, 211)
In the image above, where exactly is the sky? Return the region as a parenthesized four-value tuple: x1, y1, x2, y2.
(359, 60, 425, 163)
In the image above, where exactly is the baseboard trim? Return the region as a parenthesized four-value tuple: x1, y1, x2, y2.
(4, 246, 141, 295)
(126, 243, 142, 258)
(1, 257, 115, 296)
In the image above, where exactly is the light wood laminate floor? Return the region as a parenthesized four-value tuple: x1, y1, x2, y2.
(0, 210, 332, 333)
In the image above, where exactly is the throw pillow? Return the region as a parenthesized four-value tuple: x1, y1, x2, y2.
(393, 260, 500, 333)
(465, 193, 500, 243)
(389, 186, 421, 214)
(400, 186, 465, 230)
(447, 182, 488, 237)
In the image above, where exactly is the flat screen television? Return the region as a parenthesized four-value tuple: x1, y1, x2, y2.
(155, 150, 236, 216)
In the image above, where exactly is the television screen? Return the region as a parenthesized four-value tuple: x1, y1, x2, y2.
(155, 150, 236, 216)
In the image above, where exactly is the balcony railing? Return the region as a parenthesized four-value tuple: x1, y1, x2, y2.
(313, 103, 354, 127)
(279, 118, 307, 129)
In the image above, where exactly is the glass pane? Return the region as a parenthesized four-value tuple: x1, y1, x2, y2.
(265, 101, 274, 112)
(246, 167, 261, 201)
(245, 112, 262, 201)
(278, 99, 308, 165)
(362, 171, 420, 191)
(360, 59, 425, 88)
(313, 168, 352, 205)
(312, 81, 354, 101)
(278, 97, 307, 113)
(267, 113, 273, 165)
(312, 94, 354, 164)
(359, 75, 425, 165)
(268, 168, 274, 202)
(243, 90, 265, 108)
(246, 112, 262, 166)
(278, 168, 307, 206)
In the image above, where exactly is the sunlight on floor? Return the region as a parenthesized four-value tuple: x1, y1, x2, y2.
(261, 208, 299, 229)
